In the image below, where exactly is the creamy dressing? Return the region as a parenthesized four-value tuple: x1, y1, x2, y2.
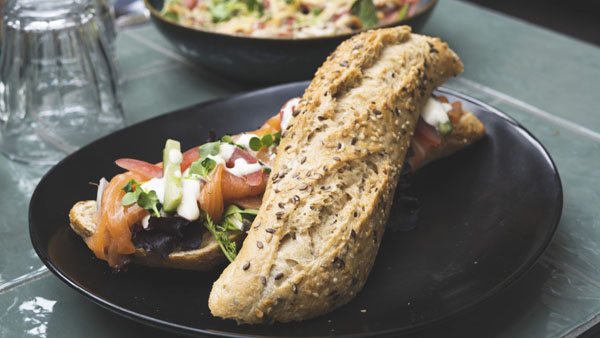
(280, 97, 300, 131)
(218, 143, 236, 160)
(139, 139, 263, 221)
(206, 142, 237, 166)
(140, 172, 203, 221)
(235, 133, 259, 155)
(177, 178, 202, 221)
(422, 97, 452, 129)
(168, 148, 183, 164)
(207, 154, 226, 166)
(140, 177, 166, 204)
(227, 158, 263, 177)
(205, 138, 263, 177)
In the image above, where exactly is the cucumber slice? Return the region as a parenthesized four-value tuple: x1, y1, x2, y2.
(162, 139, 183, 212)
(438, 121, 453, 136)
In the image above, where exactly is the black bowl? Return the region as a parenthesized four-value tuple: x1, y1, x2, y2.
(144, 0, 436, 83)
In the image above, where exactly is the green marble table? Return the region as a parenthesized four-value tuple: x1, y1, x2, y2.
(2, 0, 599, 336)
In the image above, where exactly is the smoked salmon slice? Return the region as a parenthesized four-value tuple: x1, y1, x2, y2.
(85, 172, 148, 268)
(198, 164, 225, 222)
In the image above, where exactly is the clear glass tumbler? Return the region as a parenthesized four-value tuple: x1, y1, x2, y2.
(0, 0, 125, 165)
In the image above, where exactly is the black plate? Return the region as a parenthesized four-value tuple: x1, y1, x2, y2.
(144, 0, 436, 84)
(30, 82, 562, 337)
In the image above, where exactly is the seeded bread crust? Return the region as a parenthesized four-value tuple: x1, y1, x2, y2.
(69, 200, 242, 271)
(208, 26, 464, 324)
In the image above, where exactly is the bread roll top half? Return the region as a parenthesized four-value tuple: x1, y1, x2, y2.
(209, 26, 463, 324)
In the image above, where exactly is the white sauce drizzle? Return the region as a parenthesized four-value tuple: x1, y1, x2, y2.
(177, 178, 202, 221)
(168, 148, 183, 164)
(218, 143, 236, 161)
(227, 158, 262, 177)
(422, 97, 452, 129)
(234, 133, 260, 156)
(140, 177, 166, 204)
(280, 97, 301, 131)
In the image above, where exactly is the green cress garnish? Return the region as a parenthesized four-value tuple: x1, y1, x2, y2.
(249, 136, 262, 151)
(137, 190, 161, 217)
(189, 157, 217, 178)
(203, 213, 238, 262)
(222, 205, 259, 231)
(261, 133, 274, 147)
(248, 132, 281, 151)
(221, 135, 246, 149)
(121, 178, 140, 194)
(188, 141, 221, 178)
(121, 179, 162, 217)
(273, 131, 281, 144)
(198, 141, 220, 158)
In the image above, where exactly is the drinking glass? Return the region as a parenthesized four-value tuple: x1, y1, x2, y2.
(0, 0, 124, 165)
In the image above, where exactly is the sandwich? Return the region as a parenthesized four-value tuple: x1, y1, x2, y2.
(69, 25, 481, 321)
(69, 93, 483, 271)
(207, 26, 466, 323)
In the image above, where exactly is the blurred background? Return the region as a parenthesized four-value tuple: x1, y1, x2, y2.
(458, 0, 600, 46)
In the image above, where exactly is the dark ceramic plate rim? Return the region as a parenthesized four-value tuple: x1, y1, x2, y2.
(144, 0, 437, 42)
(29, 82, 562, 337)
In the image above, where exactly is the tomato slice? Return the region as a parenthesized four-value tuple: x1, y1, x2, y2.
(414, 118, 441, 147)
(115, 159, 162, 180)
(181, 146, 200, 172)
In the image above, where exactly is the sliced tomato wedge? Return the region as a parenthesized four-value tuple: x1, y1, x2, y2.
(181, 146, 200, 172)
(414, 118, 441, 147)
(115, 159, 162, 180)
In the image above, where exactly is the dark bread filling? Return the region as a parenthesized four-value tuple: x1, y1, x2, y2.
(130, 216, 205, 258)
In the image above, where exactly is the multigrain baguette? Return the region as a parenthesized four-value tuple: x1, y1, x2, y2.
(208, 26, 464, 323)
